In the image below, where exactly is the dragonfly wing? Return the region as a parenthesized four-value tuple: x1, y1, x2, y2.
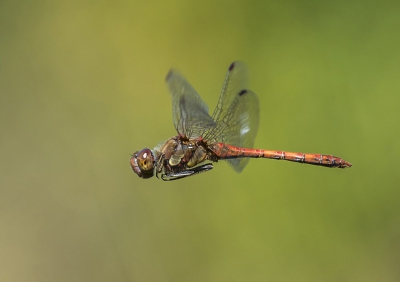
(222, 90, 260, 172)
(203, 62, 259, 172)
(166, 69, 215, 138)
(211, 61, 249, 122)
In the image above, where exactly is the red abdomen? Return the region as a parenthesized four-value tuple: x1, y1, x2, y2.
(209, 143, 352, 168)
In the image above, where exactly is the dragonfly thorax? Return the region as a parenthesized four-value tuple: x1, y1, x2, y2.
(130, 148, 156, 179)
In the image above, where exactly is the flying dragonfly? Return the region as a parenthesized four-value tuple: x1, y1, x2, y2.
(131, 62, 352, 181)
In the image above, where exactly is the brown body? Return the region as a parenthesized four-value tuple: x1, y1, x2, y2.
(154, 136, 351, 178)
(209, 142, 352, 168)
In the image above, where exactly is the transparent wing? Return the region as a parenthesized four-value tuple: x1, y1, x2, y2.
(211, 61, 249, 123)
(204, 62, 260, 172)
(166, 69, 215, 138)
(166, 62, 260, 172)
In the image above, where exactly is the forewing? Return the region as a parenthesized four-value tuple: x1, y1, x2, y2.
(211, 61, 249, 122)
(205, 89, 260, 172)
(166, 69, 215, 138)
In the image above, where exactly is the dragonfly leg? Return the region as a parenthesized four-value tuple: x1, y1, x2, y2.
(160, 164, 214, 181)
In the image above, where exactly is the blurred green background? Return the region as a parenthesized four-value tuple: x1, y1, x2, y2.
(1, 0, 399, 281)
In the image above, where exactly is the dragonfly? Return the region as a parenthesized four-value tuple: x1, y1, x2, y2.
(131, 62, 352, 181)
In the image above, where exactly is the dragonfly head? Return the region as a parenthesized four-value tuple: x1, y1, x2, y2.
(130, 148, 155, 179)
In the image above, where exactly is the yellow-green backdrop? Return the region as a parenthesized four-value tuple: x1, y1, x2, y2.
(1, 0, 399, 281)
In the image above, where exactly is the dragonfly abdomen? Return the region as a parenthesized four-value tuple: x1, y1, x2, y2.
(210, 143, 352, 168)
(265, 151, 352, 168)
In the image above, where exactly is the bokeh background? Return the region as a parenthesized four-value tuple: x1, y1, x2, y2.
(1, 0, 399, 281)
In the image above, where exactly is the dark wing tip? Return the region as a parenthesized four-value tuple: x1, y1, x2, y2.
(228, 62, 235, 71)
(238, 89, 247, 96)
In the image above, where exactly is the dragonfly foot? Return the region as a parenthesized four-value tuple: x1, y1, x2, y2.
(160, 164, 213, 181)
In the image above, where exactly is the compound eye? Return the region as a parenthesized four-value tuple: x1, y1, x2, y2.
(137, 148, 154, 171)
(130, 148, 155, 179)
